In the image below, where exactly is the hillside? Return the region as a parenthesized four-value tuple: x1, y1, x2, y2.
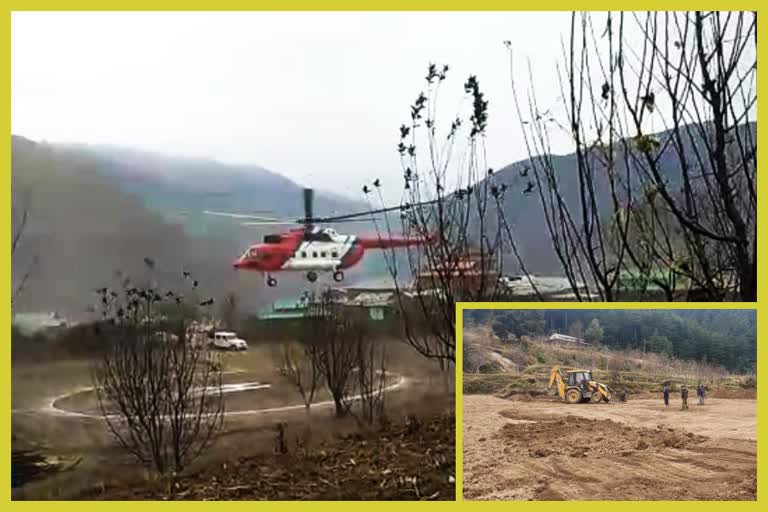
(11, 136, 381, 317)
(64, 143, 367, 238)
(463, 324, 755, 398)
(481, 122, 756, 275)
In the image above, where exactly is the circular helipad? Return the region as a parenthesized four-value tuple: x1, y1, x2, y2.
(45, 372, 406, 419)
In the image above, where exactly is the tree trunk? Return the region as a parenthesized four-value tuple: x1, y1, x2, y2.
(333, 395, 345, 417)
(303, 404, 312, 443)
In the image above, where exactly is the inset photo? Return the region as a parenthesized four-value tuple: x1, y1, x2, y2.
(461, 307, 756, 501)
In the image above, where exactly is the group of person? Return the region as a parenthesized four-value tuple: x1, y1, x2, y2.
(663, 383, 706, 410)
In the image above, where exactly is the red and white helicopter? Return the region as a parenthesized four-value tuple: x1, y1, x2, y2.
(205, 188, 431, 287)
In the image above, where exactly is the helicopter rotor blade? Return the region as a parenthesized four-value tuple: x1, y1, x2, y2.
(205, 188, 433, 227)
(314, 199, 439, 223)
(240, 218, 381, 227)
(324, 218, 382, 223)
(241, 221, 302, 226)
(204, 210, 281, 221)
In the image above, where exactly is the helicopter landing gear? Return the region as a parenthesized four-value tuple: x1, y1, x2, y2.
(266, 275, 278, 287)
(306, 271, 318, 283)
(333, 270, 344, 282)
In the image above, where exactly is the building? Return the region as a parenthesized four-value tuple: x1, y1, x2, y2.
(255, 282, 399, 324)
(336, 276, 402, 322)
(548, 333, 591, 346)
(411, 246, 499, 296)
(255, 294, 314, 321)
(247, 277, 404, 342)
(12, 312, 72, 337)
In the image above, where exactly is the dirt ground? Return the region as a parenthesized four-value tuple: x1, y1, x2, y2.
(12, 339, 455, 500)
(463, 395, 756, 501)
(80, 413, 455, 500)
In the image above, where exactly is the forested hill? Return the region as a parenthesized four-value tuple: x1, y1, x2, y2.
(464, 309, 756, 373)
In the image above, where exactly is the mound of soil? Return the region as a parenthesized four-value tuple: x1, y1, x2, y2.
(79, 413, 455, 501)
(497, 412, 709, 458)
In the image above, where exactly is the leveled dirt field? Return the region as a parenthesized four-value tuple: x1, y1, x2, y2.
(463, 395, 756, 501)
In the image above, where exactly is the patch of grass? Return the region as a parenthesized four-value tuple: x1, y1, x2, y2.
(463, 374, 539, 395)
(465, 368, 756, 396)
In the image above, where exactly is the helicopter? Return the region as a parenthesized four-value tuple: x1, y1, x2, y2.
(204, 188, 431, 287)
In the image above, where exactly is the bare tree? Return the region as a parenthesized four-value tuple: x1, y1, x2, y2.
(219, 291, 238, 330)
(301, 291, 358, 418)
(510, 11, 756, 301)
(92, 270, 224, 475)
(369, 64, 541, 368)
(11, 188, 35, 305)
(351, 334, 388, 428)
(276, 339, 321, 440)
(278, 341, 321, 412)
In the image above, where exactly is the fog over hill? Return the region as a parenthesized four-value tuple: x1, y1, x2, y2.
(11, 136, 379, 317)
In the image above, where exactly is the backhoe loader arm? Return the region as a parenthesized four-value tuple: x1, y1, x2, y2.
(548, 365, 566, 399)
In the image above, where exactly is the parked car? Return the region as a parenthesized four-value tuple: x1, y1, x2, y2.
(209, 331, 248, 351)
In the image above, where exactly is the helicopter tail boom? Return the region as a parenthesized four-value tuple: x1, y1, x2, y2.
(357, 235, 429, 249)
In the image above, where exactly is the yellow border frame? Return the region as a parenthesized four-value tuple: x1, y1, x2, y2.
(2, 2, 765, 11)
(456, 301, 761, 507)
(3, 3, 764, 509)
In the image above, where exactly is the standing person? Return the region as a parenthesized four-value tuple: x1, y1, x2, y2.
(663, 384, 670, 406)
(697, 384, 705, 405)
(681, 384, 689, 410)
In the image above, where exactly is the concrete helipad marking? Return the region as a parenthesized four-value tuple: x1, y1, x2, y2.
(39, 381, 272, 419)
(224, 375, 407, 416)
(219, 382, 272, 393)
(16, 374, 407, 420)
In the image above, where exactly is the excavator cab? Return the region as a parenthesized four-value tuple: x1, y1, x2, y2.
(567, 370, 592, 387)
(566, 370, 600, 402)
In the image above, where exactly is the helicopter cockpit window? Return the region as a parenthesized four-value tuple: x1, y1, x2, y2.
(247, 248, 258, 259)
(306, 230, 334, 242)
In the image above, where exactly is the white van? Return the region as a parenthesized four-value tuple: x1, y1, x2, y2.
(210, 331, 248, 351)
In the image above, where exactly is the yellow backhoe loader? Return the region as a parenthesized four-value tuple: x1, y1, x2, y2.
(547, 365, 611, 403)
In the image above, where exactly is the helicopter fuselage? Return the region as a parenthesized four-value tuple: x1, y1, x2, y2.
(233, 226, 423, 285)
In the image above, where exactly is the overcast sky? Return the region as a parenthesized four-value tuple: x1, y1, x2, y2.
(13, 11, 590, 201)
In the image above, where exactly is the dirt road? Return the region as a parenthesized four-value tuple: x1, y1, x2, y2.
(463, 395, 756, 501)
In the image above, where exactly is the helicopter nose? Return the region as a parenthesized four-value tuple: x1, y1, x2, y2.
(233, 258, 242, 269)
